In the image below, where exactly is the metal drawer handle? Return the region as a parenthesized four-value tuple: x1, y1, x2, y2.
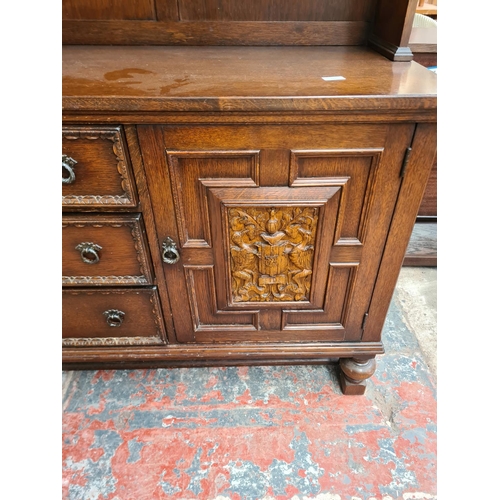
(75, 242, 102, 264)
(103, 309, 125, 327)
(162, 237, 180, 264)
(62, 155, 77, 184)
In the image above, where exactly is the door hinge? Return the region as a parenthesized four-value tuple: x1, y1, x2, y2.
(400, 147, 412, 178)
(361, 312, 369, 331)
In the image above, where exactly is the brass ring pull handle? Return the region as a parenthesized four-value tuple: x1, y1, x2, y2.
(75, 242, 102, 264)
(162, 237, 180, 264)
(62, 155, 77, 184)
(103, 309, 125, 327)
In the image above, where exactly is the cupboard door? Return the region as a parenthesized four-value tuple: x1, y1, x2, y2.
(138, 123, 414, 343)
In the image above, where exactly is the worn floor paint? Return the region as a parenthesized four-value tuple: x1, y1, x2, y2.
(62, 280, 437, 500)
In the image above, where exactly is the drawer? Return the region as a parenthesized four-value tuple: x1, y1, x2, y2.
(62, 126, 138, 208)
(62, 215, 154, 286)
(62, 287, 166, 347)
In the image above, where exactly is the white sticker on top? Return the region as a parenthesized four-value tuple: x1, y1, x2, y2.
(322, 76, 346, 81)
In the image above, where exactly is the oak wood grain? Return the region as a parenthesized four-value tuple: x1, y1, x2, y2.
(177, 0, 375, 21)
(123, 126, 178, 344)
(62, 341, 385, 365)
(62, 126, 138, 208)
(418, 155, 437, 216)
(62, 0, 156, 20)
(369, 0, 419, 60)
(62, 0, 420, 65)
(62, 287, 167, 345)
(62, 46, 437, 114)
(137, 122, 414, 345)
(363, 123, 437, 341)
(63, 110, 437, 125)
(155, 0, 179, 21)
(61, 16, 436, 382)
(62, 20, 369, 45)
(62, 214, 154, 286)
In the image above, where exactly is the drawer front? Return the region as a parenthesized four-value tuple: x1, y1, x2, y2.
(62, 214, 154, 286)
(62, 287, 166, 346)
(62, 126, 138, 208)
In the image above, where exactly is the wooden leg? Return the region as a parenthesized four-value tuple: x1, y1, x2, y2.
(339, 357, 377, 395)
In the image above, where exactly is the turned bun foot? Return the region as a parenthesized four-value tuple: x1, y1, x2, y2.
(339, 357, 377, 395)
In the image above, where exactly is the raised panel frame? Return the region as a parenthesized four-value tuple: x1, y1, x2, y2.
(166, 150, 260, 248)
(207, 185, 341, 310)
(290, 149, 383, 246)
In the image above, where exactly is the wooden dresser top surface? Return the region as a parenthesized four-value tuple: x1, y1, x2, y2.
(63, 45, 437, 114)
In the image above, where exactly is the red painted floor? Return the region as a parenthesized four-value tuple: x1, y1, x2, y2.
(62, 298, 437, 500)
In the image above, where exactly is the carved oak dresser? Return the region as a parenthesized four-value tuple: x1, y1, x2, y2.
(62, 0, 437, 394)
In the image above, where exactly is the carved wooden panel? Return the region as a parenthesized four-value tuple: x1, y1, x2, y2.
(62, 215, 154, 286)
(207, 186, 341, 312)
(228, 206, 319, 302)
(62, 126, 138, 207)
(62, 288, 167, 346)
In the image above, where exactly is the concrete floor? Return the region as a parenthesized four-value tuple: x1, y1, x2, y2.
(394, 267, 437, 381)
(62, 267, 437, 500)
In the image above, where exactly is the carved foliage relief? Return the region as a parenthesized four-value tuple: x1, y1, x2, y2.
(228, 206, 318, 302)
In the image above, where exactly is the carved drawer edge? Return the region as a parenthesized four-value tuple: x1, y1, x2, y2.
(62, 126, 138, 206)
(62, 275, 150, 286)
(62, 336, 164, 347)
(62, 194, 133, 205)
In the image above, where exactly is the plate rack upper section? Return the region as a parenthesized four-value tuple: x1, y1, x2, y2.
(62, 0, 419, 61)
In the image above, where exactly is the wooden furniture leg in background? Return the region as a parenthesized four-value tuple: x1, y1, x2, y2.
(403, 154, 437, 267)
